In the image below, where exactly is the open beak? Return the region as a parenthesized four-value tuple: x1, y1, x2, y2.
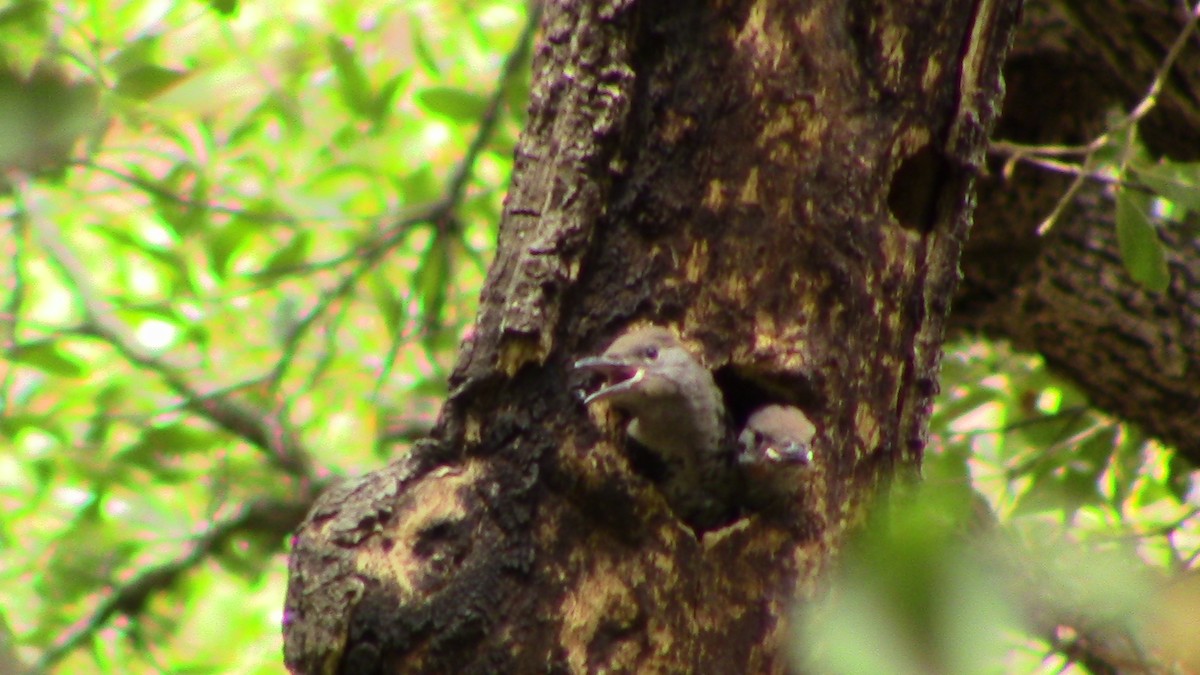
(573, 356, 645, 404)
(738, 428, 813, 465)
(768, 441, 813, 465)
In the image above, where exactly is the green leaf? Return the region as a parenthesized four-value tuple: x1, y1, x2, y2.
(113, 64, 190, 100)
(9, 340, 84, 377)
(0, 63, 101, 177)
(1114, 189, 1170, 293)
(259, 231, 311, 278)
(1130, 160, 1200, 210)
(413, 230, 451, 335)
(399, 164, 440, 204)
(271, 294, 302, 346)
(370, 274, 405, 338)
(1015, 410, 1086, 454)
(410, 20, 442, 76)
(150, 164, 209, 237)
(207, 0, 238, 16)
(1167, 454, 1192, 501)
(107, 35, 160, 76)
(42, 507, 140, 604)
(1012, 423, 1113, 516)
(138, 423, 221, 454)
(368, 73, 408, 128)
(416, 86, 488, 122)
(503, 64, 532, 125)
(1108, 427, 1145, 506)
(0, 413, 65, 443)
(92, 223, 183, 271)
(264, 91, 305, 137)
(932, 388, 997, 430)
(120, 423, 220, 481)
(0, 0, 47, 31)
(215, 529, 276, 580)
(327, 35, 372, 117)
(205, 218, 253, 279)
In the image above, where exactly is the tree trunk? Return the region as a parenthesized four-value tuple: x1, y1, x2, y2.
(284, 1, 1021, 672)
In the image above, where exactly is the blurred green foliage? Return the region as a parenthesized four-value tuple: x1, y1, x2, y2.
(0, 1, 1196, 674)
(0, 0, 529, 672)
(802, 341, 1199, 674)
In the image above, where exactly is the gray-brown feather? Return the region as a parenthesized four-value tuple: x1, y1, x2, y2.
(576, 326, 735, 529)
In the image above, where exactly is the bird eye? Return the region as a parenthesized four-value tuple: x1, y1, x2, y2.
(643, 346, 659, 359)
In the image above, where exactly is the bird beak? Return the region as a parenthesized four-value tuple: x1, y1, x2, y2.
(573, 356, 645, 404)
(767, 442, 813, 465)
(739, 428, 813, 465)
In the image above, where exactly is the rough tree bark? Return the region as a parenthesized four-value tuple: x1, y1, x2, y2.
(956, 0, 1200, 463)
(284, 1, 1020, 672)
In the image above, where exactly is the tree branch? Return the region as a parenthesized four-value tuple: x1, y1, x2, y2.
(30, 497, 311, 674)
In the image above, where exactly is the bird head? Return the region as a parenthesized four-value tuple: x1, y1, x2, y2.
(738, 404, 815, 466)
(573, 326, 699, 409)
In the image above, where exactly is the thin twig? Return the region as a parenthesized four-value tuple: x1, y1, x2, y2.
(947, 406, 1091, 437)
(990, 139, 1097, 160)
(72, 159, 298, 224)
(1001, 154, 1130, 187)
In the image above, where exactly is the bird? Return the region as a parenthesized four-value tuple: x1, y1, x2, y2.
(737, 404, 816, 512)
(574, 325, 736, 530)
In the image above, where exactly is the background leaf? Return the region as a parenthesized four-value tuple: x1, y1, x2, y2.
(416, 86, 489, 122)
(8, 340, 84, 377)
(327, 36, 373, 118)
(1114, 188, 1170, 292)
(114, 65, 190, 100)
